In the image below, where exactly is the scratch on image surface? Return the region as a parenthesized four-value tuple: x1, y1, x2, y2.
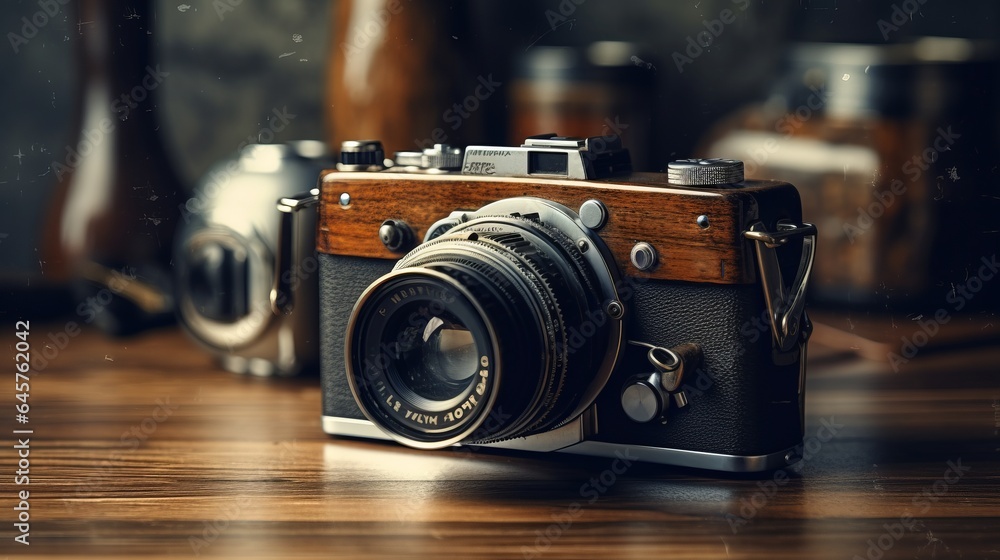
(918, 529, 951, 556)
(524, 19, 577, 52)
(719, 536, 730, 556)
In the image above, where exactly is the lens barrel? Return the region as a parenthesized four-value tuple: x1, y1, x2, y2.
(346, 206, 621, 449)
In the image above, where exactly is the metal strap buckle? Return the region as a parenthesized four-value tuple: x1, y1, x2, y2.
(271, 188, 320, 315)
(744, 221, 817, 353)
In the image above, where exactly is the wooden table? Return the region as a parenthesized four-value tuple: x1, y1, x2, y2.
(2, 318, 998, 559)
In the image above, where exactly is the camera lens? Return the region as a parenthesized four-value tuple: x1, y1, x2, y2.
(379, 299, 482, 404)
(415, 320, 479, 394)
(185, 242, 250, 323)
(346, 204, 622, 449)
(348, 272, 498, 445)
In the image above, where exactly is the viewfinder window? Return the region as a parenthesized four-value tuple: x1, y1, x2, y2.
(528, 152, 568, 176)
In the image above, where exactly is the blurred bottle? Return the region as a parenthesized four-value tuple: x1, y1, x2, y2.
(509, 42, 656, 170)
(40, 0, 181, 334)
(326, 0, 481, 155)
(700, 39, 1000, 311)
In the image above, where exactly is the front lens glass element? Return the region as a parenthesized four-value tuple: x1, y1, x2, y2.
(350, 274, 497, 443)
(382, 303, 479, 402)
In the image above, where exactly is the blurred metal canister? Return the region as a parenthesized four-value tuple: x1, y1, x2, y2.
(510, 42, 656, 170)
(700, 38, 999, 310)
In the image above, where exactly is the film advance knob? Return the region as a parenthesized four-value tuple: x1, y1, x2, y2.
(621, 376, 664, 423)
(668, 158, 744, 186)
(337, 140, 385, 171)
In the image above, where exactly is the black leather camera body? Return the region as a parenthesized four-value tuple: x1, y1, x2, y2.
(293, 135, 815, 472)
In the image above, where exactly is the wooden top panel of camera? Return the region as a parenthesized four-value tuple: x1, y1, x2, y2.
(316, 171, 802, 285)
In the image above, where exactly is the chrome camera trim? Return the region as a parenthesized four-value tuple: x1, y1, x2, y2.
(322, 415, 797, 473)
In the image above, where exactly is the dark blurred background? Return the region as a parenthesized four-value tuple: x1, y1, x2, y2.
(1, 0, 998, 330)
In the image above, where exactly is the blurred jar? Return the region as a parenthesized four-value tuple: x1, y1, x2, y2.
(510, 42, 656, 170)
(700, 38, 999, 310)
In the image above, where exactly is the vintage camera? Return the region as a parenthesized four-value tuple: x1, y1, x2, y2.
(174, 141, 334, 376)
(302, 135, 815, 471)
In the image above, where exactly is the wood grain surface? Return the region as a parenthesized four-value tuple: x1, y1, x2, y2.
(317, 172, 804, 285)
(1, 321, 998, 559)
